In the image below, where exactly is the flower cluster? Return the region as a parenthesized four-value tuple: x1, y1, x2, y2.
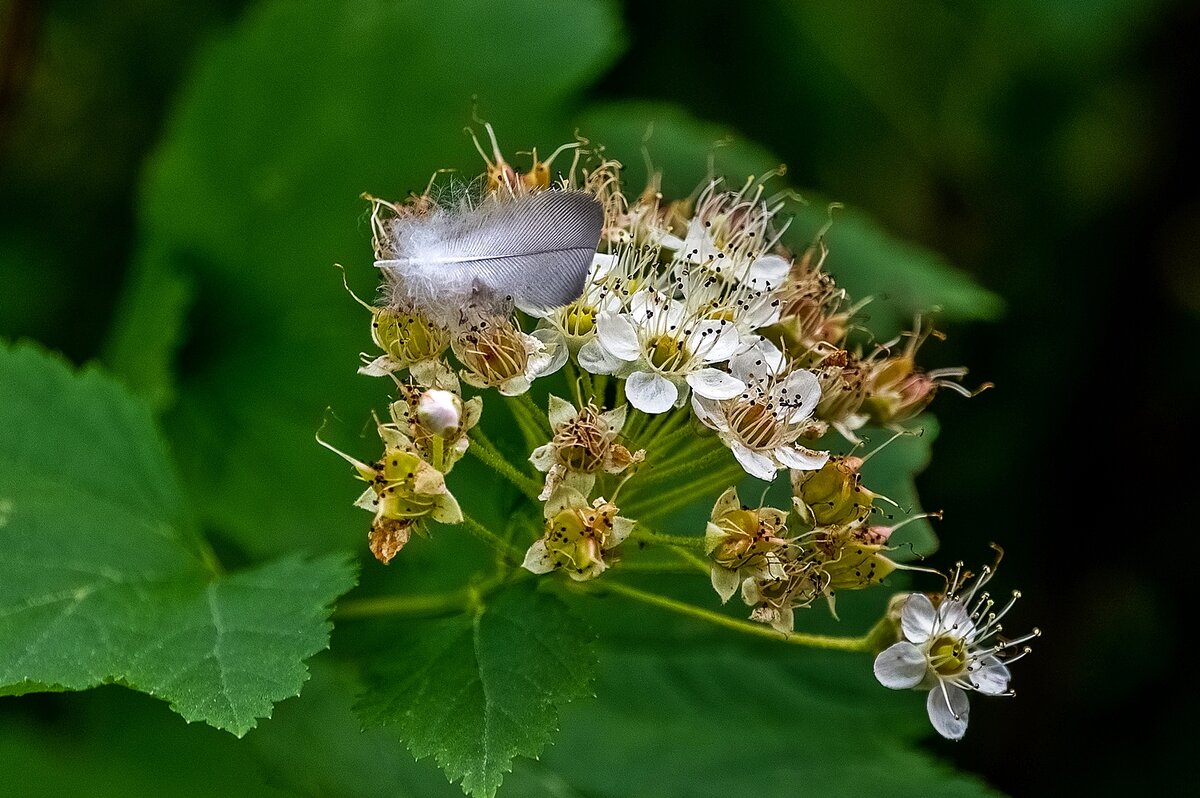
(329, 126, 1033, 742)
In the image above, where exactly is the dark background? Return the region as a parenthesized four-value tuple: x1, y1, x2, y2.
(2, 0, 1196, 793)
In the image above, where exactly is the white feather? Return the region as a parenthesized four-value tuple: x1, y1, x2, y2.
(376, 190, 603, 319)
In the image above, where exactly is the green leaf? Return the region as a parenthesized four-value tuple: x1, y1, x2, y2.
(503, 647, 1000, 798)
(0, 687, 283, 798)
(354, 584, 598, 797)
(107, 0, 623, 557)
(0, 342, 357, 735)
(577, 101, 1004, 336)
(103, 247, 193, 412)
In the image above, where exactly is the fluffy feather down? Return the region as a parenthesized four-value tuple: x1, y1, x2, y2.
(376, 190, 603, 319)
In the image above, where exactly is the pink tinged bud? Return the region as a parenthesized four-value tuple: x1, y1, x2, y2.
(866, 524, 894, 544)
(417, 390, 461, 436)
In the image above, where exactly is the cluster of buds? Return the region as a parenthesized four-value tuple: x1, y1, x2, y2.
(329, 127, 1031, 743)
(713, 455, 909, 633)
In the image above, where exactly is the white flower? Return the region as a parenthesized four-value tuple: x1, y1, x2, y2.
(531, 253, 625, 375)
(873, 563, 1039, 740)
(586, 287, 744, 414)
(692, 337, 828, 481)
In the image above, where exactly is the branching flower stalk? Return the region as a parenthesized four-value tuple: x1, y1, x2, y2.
(327, 125, 1036, 741)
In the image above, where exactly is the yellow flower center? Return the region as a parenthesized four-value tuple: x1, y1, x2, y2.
(647, 334, 687, 371)
(562, 303, 596, 338)
(373, 308, 449, 364)
(929, 635, 968, 676)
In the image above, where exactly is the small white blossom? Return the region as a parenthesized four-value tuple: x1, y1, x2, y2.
(587, 287, 744, 413)
(873, 561, 1039, 740)
(693, 337, 828, 481)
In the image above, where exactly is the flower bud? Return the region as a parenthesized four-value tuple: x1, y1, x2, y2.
(522, 487, 635, 581)
(791, 456, 876, 528)
(417, 389, 462, 437)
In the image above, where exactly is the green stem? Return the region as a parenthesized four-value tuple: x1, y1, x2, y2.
(430, 433, 446, 472)
(466, 429, 543, 500)
(614, 559, 708, 574)
(515, 391, 552, 434)
(645, 422, 704, 461)
(669, 546, 714, 574)
(591, 581, 882, 653)
(592, 374, 610, 406)
(628, 526, 706, 551)
(628, 461, 746, 521)
(461, 512, 522, 562)
(336, 573, 506, 620)
(635, 444, 731, 489)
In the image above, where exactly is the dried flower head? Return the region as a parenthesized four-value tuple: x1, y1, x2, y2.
(530, 395, 643, 501)
(452, 309, 559, 396)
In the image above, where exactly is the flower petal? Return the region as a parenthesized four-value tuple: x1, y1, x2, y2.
(561, 470, 596, 500)
(531, 328, 569, 375)
(901, 593, 938, 643)
(358, 354, 401, 377)
(431, 491, 463, 524)
(937, 598, 976, 640)
(687, 368, 746, 400)
(710, 486, 741, 520)
(529, 444, 556, 472)
(547, 394, 577, 429)
(354, 488, 379, 512)
(782, 369, 822, 422)
(745, 254, 791, 289)
(873, 642, 929, 689)
(693, 321, 741, 363)
(595, 311, 642, 361)
(599, 403, 628, 434)
(521, 540, 557, 574)
(578, 338, 623, 374)
(497, 375, 532, 396)
(730, 442, 779, 481)
(968, 656, 1011, 696)
(711, 566, 741, 604)
(690, 393, 729, 432)
(730, 337, 785, 380)
(776, 445, 830, 471)
(625, 371, 678, 414)
(544, 484, 587, 519)
(609, 516, 636, 547)
(590, 252, 617, 279)
(927, 684, 971, 740)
